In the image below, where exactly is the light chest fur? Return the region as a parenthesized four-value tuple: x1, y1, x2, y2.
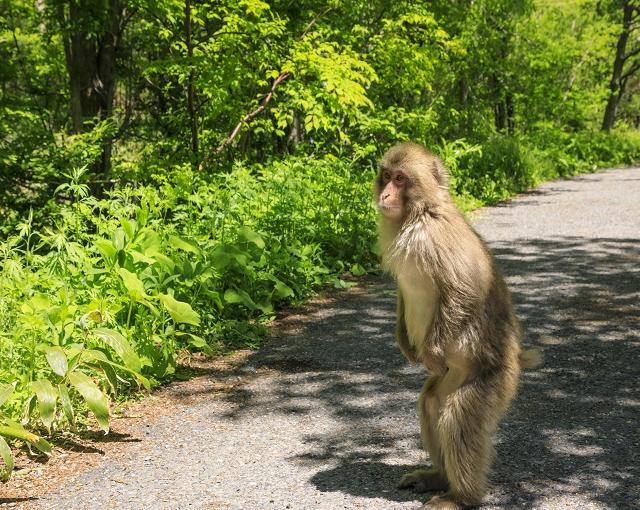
(397, 257, 438, 348)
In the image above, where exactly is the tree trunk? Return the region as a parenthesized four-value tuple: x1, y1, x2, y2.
(491, 74, 509, 132)
(58, 0, 124, 173)
(185, 0, 199, 166)
(506, 92, 515, 134)
(602, 1, 634, 131)
(287, 111, 302, 150)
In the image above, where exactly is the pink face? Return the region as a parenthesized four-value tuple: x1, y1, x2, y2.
(378, 169, 407, 220)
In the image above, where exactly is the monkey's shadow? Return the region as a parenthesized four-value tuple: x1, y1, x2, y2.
(310, 462, 420, 502)
(210, 234, 639, 508)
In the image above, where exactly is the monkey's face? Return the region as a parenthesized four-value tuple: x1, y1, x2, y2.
(377, 168, 407, 220)
(377, 143, 451, 222)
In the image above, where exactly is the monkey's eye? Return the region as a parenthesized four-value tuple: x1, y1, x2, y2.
(395, 173, 406, 184)
(383, 171, 392, 182)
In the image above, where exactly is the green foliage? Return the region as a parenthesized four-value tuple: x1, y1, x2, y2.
(1, 0, 639, 481)
(0, 156, 378, 474)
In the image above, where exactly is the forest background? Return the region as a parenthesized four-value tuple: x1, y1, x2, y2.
(0, 0, 639, 478)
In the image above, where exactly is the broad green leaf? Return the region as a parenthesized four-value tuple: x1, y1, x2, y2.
(99, 361, 119, 396)
(137, 229, 162, 257)
(210, 245, 249, 270)
(224, 288, 257, 310)
(350, 263, 366, 276)
(83, 350, 151, 391)
(58, 384, 74, 426)
(0, 435, 13, 482)
(150, 252, 175, 271)
(94, 239, 117, 261)
(169, 235, 200, 254)
(272, 281, 294, 299)
(130, 250, 156, 265)
(29, 380, 58, 430)
(94, 328, 142, 373)
(331, 278, 358, 289)
(158, 294, 200, 325)
(43, 347, 68, 376)
(204, 290, 223, 311)
(0, 420, 51, 455)
(186, 335, 213, 355)
(68, 372, 110, 433)
(21, 395, 35, 425)
(237, 227, 265, 249)
(117, 268, 148, 301)
(0, 382, 16, 408)
(113, 228, 126, 251)
(79, 310, 103, 329)
(20, 294, 50, 314)
(120, 218, 137, 241)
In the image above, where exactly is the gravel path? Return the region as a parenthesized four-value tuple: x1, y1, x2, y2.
(6, 167, 640, 509)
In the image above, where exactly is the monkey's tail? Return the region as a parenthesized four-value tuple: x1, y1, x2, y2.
(519, 348, 543, 369)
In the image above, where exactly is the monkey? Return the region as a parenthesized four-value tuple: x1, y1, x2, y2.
(375, 142, 541, 509)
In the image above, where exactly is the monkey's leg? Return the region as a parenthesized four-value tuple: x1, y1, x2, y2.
(398, 376, 448, 493)
(430, 370, 509, 508)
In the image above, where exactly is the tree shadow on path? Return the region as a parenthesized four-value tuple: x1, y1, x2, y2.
(212, 234, 640, 509)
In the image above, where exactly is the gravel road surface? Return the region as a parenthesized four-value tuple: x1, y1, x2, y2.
(5, 167, 640, 509)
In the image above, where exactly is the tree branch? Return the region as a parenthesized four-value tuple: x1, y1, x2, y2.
(622, 45, 640, 61)
(198, 6, 332, 169)
(621, 59, 640, 80)
(198, 72, 291, 170)
(301, 6, 332, 38)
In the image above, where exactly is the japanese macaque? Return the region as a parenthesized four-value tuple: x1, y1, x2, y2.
(375, 142, 541, 509)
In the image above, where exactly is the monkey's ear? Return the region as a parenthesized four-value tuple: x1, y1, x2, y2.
(431, 158, 450, 190)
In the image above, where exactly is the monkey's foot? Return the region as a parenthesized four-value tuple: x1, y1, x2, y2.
(421, 494, 466, 509)
(397, 468, 448, 493)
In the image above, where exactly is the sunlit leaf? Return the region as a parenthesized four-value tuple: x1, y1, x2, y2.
(0, 435, 14, 482)
(237, 227, 265, 249)
(0, 420, 51, 455)
(68, 372, 110, 433)
(120, 218, 137, 241)
(43, 347, 68, 376)
(93, 328, 142, 373)
(186, 335, 213, 355)
(0, 382, 16, 408)
(272, 280, 294, 299)
(137, 229, 162, 257)
(117, 268, 148, 301)
(350, 263, 366, 276)
(158, 294, 200, 325)
(21, 395, 36, 425)
(83, 350, 150, 390)
(224, 288, 257, 310)
(210, 244, 249, 270)
(58, 384, 74, 427)
(169, 235, 200, 254)
(30, 380, 58, 430)
(94, 239, 117, 261)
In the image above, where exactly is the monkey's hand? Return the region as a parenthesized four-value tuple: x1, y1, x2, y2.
(397, 341, 419, 364)
(396, 294, 419, 363)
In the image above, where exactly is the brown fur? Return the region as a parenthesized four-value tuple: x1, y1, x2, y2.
(375, 142, 539, 508)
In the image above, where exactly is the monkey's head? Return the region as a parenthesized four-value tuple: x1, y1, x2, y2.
(376, 142, 451, 222)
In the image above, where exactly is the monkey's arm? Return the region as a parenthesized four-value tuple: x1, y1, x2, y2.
(436, 351, 478, 398)
(396, 293, 418, 363)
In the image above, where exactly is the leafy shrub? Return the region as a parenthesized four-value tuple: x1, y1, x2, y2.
(0, 156, 378, 473)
